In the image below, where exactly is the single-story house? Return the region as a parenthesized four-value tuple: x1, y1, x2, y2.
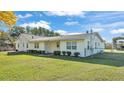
(15, 32, 105, 57)
(116, 39, 124, 50)
(113, 37, 124, 50)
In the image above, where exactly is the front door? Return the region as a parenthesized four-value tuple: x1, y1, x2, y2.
(45, 41, 60, 53)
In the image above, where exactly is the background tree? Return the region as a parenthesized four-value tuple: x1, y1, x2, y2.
(25, 26, 60, 36)
(0, 30, 9, 47)
(10, 26, 25, 38)
(0, 11, 17, 50)
(0, 11, 17, 28)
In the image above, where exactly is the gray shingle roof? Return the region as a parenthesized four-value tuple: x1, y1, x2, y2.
(29, 32, 104, 42)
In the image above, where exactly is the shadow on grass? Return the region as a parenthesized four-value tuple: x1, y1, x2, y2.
(8, 52, 124, 67)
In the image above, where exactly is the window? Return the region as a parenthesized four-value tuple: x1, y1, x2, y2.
(72, 42, 77, 50)
(66, 42, 71, 49)
(95, 42, 97, 49)
(27, 43, 28, 48)
(34, 42, 39, 48)
(18, 43, 19, 48)
(98, 42, 100, 46)
(32, 36, 34, 39)
(87, 41, 90, 50)
(57, 42, 60, 48)
(66, 41, 77, 50)
(23, 43, 24, 47)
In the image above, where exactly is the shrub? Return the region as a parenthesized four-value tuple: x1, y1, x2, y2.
(39, 50, 45, 54)
(54, 51, 61, 55)
(74, 52, 80, 57)
(62, 51, 66, 56)
(67, 51, 71, 56)
(41, 50, 45, 54)
(7, 51, 26, 55)
(27, 50, 32, 53)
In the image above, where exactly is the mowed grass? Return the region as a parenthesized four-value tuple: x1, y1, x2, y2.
(0, 50, 124, 80)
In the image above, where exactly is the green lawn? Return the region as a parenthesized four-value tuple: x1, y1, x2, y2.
(0, 50, 124, 80)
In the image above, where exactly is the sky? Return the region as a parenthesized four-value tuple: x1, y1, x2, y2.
(14, 11, 124, 43)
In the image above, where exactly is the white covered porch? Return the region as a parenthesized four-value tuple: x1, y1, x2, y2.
(44, 41, 60, 53)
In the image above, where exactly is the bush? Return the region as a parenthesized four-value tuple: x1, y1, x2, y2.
(62, 51, 66, 56)
(54, 51, 61, 55)
(8, 51, 26, 55)
(41, 50, 45, 54)
(32, 50, 37, 54)
(27, 50, 45, 54)
(67, 51, 71, 56)
(38, 50, 45, 54)
(27, 50, 32, 53)
(74, 52, 80, 57)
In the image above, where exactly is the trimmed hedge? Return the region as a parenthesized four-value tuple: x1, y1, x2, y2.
(54, 51, 61, 55)
(8, 51, 26, 55)
(74, 52, 80, 57)
(27, 50, 45, 54)
(67, 51, 71, 56)
(62, 51, 66, 56)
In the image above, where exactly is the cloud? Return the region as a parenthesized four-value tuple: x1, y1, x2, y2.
(65, 21, 80, 26)
(92, 28, 104, 32)
(55, 29, 82, 35)
(110, 29, 124, 34)
(20, 20, 51, 30)
(18, 13, 33, 19)
(54, 30, 68, 35)
(82, 21, 124, 33)
(44, 11, 85, 17)
(88, 12, 124, 21)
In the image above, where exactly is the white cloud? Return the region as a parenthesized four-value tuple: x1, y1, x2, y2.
(92, 28, 104, 32)
(18, 13, 33, 19)
(55, 30, 68, 35)
(20, 20, 51, 30)
(44, 11, 85, 17)
(88, 12, 124, 21)
(82, 21, 124, 33)
(65, 21, 80, 26)
(110, 29, 124, 34)
(55, 29, 82, 35)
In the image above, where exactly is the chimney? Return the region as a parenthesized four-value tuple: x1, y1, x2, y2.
(90, 29, 93, 33)
(86, 30, 89, 34)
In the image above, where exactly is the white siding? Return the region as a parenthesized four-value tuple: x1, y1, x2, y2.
(45, 41, 59, 53)
(16, 34, 41, 51)
(59, 34, 105, 57)
(60, 40, 85, 57)
(16, 33, 105, 57)
(84, 34, 105, 56)
(29, 42, 45, 51)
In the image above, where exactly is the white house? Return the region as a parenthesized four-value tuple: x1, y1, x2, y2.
(15, 32, 105, 57)
(116, 39, 124, 49)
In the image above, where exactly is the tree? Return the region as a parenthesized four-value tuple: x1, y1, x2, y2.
(10, 26, 25, 38)
(0, 11, 17, 28)
(26, 26, 31, 34)
(25, 26, 60, 36)
(0, 30, 9, 47)
(0, 12, 17, 50)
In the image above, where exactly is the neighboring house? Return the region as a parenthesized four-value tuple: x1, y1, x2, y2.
(116, 39, 124, 50)
(0, 40, 14, 51)
(15, 32, 105, 57)
(113, 37, 124, 50)
(105, 42, 112, 49)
